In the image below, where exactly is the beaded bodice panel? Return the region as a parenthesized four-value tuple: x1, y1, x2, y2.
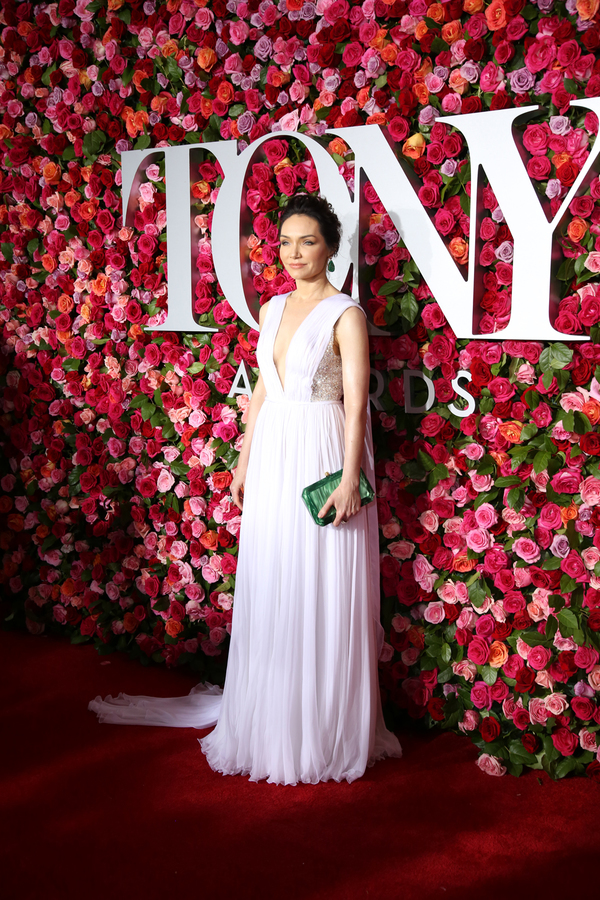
(310, 330, 343, 401)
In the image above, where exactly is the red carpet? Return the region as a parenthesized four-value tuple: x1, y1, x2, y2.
(3, 628, 600, 900)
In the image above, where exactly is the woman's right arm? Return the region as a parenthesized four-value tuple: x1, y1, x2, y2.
(230, 302, 269, 511)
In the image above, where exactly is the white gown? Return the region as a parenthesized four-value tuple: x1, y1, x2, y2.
(89, 292, 402, 784)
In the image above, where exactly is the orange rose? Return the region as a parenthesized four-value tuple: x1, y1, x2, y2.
(165, 619, 184, 638)
(269, 69, 290, 88)
(448, 69, 468, 94)
(41, 253, 57, 273)
(577, 0, 600, 19)
(381, 43, 398, 64)
(402, 133, 426, 159)
(262, 266, 279, 281)
(61, 579, 76, 597)
(0, 496, 12, 514)
(463, 0, 484, 12)
(413, 82, 430, 105)
(414, 58, 433, 80)
(427, 3, 445, 22)
(369, 28, 388, 50)
(273, 158, 293, 174)
(150, 94, 170, 114)
(79, 199, 99, 221)
(249, 244, 264, 264)
(582, 400, 600, 425)
(328, 138, 348, 157)
(485, 0, 507, 31)
(161, 40, 179, 58)
(356, 87, 370, 108)
(567, 217, 588, 243)
(498, 421, 523, 443)
(449, 236, 469, 265)
(58, 294, 74, 313)
(42, 162, 61, 184)
(7, 514, 24, 531)
(200, 530, 218, 550)
(453, 552, 476, 572)
(415, 20, 429, 41)
(121, 613, 138, 633)
(217, 81, 234, 104)
(561, 501, 578, 525)
(64, 190, 80, 208)
(488, 641, 509, 669)
(366, 112, 387, 125)
(373, 307, 387, 327)
(552, 151, 571, 170)
(191, 180, 210, 200)
(442, 20, 463, 44)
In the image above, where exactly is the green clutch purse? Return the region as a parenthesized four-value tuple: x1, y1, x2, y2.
(302, 468, 375, 526)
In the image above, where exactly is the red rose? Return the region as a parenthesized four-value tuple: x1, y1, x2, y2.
(581, 433, 600, 455)
(571, 697, 596, 721)
(588, 609, 600, 631)
(586, 760, 600, 782)
(427, 697, 446, 721)
(514, 666, 535, 693)
(551, 727, 579, 756)
(521, 733, 540, 754)
(479, 716, 501, 742)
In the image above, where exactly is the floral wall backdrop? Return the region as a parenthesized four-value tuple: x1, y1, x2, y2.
(2, 0, 600, 779)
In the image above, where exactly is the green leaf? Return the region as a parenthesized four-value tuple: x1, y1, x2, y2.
(400, 292, 419, 325)
(481, 665, 498, 686)
(82, 130, 106, 160)
(508, 740, 537, 766)
(468, 578, 486, 608)
(495, 475, 522, 487)
(520, 422, 538, 441)
(539, 342, 573, 372)
(134, 133, 152, 151)
(379, 280, 401, 297)
(418, 449, 435, 472)
(548, 593, 565, 612)
(229, 103, 246, 117)
(440, 643, 452, 665)
(559, 574, 577, 595)
(557, 608, 579, 637)
(1, 242, 13, 262)
(533, 450, 551, 474)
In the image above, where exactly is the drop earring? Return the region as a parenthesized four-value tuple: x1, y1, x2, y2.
(327, 258, 335, 272)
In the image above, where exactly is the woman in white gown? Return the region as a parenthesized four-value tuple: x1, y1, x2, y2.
(90, 194, 402, 784)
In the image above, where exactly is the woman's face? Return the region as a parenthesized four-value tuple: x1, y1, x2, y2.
(279, 214, 331, 282)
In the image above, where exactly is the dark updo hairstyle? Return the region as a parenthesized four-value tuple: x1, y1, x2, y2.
(278, 193, 342, 257)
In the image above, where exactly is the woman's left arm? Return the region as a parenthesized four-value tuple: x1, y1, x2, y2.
(318, 306, 370, 527)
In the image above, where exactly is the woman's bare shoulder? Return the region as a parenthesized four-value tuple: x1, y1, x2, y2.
(258, 300, 270, 329)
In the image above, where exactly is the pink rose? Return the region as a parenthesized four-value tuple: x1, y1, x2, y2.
(423, 600, 446, 624)
(529, 698, 550, 724)
(474, 504, 498, 531)
(527, 645, 552, 671)
(551, 469, 582, 494)
(476, 754, 507, 777)
(470, 681, 492, 710)
(512, 538, 541, 564)
(468, 638, 490, 667)
(459, 709, 481, 732)
(546, 692, 568, 716)
(537, 503, 562, 530)
(575, 645, 600, 673)
(157, 469, 175, 493)
(580, 476, 600, 505)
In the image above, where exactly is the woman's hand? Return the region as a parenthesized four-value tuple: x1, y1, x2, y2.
(231, 467, 246, 511)
(318, 478, 361, 527)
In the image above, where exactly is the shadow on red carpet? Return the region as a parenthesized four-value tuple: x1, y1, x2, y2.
(2, 628, 599, 900)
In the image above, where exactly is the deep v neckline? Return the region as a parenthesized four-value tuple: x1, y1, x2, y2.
(271, 292, 342, 393)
